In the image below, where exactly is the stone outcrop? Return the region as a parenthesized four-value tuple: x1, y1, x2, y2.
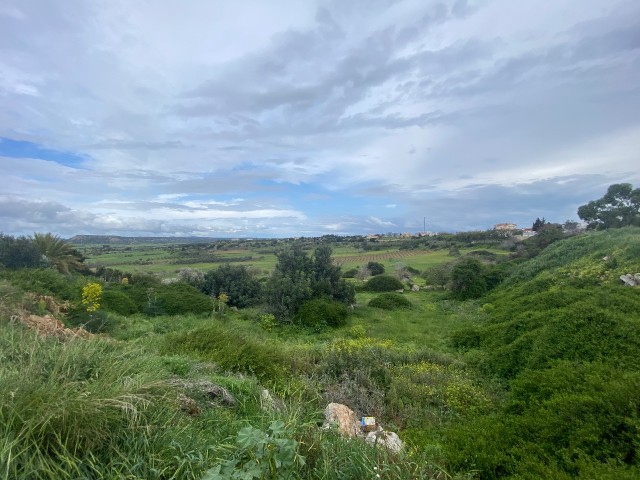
(365, 430, 404, 454)
(620, 273, 640, 286)
(323, 402, 359, 437)
(260, 388, 284, 412)
(170, 379, 237, 413)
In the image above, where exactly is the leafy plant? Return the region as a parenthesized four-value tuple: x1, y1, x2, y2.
(203, 421, 305, 480)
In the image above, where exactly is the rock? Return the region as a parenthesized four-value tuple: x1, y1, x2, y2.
(395, 289, 404, 293)
(206, 384, 237, 407)
(365, 430, 404, 453)
(178, 393, 201, 416)
(260, 388, 283, 411)
(170, 380, 237, 407)
(323, 403, 359, 437)
(411, 284, 420, 292)
(620, 274, 640, 286)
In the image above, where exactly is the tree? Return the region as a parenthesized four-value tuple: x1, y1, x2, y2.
(202, 264, 261, 308)
(577, 183, 640, 230)
(264, 244, 354, 321)
(532, 217, 547, 232)
(33, 233, 85, 273)
(366, 261, 385, 275)
(423, 262, 453, 289)
(0, 234, 42, 269)
(451, 258, 487, 300)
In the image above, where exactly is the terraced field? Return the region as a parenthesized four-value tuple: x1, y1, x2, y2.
(332, 249, 431, 265)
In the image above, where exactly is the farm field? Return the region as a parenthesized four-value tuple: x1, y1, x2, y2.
(76, 239, 506, 279)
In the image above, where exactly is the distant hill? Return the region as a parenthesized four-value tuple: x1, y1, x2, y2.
(67, 235, 225, 245)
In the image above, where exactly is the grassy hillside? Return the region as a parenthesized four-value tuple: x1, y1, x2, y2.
(446, 227, 640, 478)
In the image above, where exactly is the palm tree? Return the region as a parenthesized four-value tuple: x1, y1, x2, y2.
(33, 233, 84, 273)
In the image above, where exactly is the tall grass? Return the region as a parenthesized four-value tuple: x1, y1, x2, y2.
(0, 322, 219, 479)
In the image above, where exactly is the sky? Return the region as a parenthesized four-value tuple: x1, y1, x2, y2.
(1, 0, 639, 238)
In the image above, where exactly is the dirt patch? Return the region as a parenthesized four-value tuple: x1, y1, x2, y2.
(13, 314, 93, 339)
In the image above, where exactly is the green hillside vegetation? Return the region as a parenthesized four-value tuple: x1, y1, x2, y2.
(447, 227, 640, 478)
(1, 219, 639, 478)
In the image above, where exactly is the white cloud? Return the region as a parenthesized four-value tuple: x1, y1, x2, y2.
(0, 0, 638, 236)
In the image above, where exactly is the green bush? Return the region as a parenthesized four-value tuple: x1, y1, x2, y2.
(102, 288, 139, 315)
(450, 257, 487, 300)
(368, 292, 412, 310)
(341, 268, 358, 278)
(363, 274, 404, 292)
(295, 298, 349, 330)
(161, 325, 290, 381)
(156, 283, 212, 315)
(366, 261, 385, 275)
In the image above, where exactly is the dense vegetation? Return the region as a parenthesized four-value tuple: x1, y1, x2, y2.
(1, 211, 639, 478)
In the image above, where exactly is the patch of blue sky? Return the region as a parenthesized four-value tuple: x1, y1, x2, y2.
(0, 137, 87, 167)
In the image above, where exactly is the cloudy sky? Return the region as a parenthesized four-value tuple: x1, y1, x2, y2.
(1, 0, 638, 237)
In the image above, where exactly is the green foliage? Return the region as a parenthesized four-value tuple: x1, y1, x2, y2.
(0, 268, 83, 301)
(0, 323, 217, 479)
(264, 245, 354, 320)
(203, 421, 305, 480)
(363, 274, 404, 292)
(0, 234, 42, 269)
(450, 257, 487, 300)
(368, 292, 413, 310)
(578, 183, 640, 230)
(446, 229, 640, 478)
(366, 261, 385, 275)
(295, 298, 348, 330)
(156, 283, 213, 315)
(422, 261, 453, 288)
(101, 287, 138, 315)
(203, 264, 262, 308)
(341, 267, 358, 278)
(162, 325, 290, 381)
(33, 232, 85, 273)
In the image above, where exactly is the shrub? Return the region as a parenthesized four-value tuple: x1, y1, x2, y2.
(101, 288, 139, 316)
(368, 292, 412, 310)
(296, 298, 349, 330)
(161, 325, 289, 381)
(366, 261, 385, 275)
(156, 283, 212, 315)
(341, 268, 358, 278)
(363, 274, 404, 292)
(202, 264, 262, 308)
(450, 257, 487, 300)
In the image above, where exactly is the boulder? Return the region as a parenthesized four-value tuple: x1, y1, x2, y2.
(323, 403, 359, 437)
(620, 274, 640, 286)
(365, 430, 404, 453)
(411, 284, 420, 292)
